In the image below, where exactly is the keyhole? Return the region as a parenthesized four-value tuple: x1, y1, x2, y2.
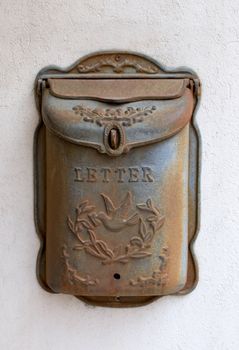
(108, 128, 120, 150)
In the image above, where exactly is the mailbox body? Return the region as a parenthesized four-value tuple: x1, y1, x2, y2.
(35, 52, 200, 307)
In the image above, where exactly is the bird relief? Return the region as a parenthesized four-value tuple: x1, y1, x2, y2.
(67, 191, 165, 264)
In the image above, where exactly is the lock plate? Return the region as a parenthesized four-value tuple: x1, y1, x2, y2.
(34, 51, 201, 307)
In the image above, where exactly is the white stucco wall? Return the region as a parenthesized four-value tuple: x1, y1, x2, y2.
(0, 1, 239, 349)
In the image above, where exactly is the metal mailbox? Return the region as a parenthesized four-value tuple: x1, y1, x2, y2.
(34, 51, 201, 307)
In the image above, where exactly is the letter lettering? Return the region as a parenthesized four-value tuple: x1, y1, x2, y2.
(101, 168, 111, 183)
(129, 167, 139, 182)
(74, 167, 85, 182)
(115, 168, 126, 183)
(142, 167, 154, 182)
(74, 166, 154, 183)
(87, 168, 97, 182)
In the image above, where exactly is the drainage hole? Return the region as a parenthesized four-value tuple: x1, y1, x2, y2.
(114, 273, 121, 280)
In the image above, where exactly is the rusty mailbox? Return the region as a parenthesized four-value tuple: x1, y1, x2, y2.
(34, 51, 201, 307)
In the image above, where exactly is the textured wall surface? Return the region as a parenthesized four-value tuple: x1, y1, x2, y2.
(0, 1, 239, 349)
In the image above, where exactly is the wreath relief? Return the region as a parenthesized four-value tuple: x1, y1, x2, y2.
(67, 192, 165, 264)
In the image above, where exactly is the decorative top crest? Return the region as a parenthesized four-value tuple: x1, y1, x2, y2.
(76, 53, 160, 74)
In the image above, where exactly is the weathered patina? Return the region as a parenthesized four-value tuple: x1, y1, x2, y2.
(34, 51, 201, 307)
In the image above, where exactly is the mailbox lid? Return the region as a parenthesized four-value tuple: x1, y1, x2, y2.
(47, 78, 188, 101)
(41, 79, 194, 156)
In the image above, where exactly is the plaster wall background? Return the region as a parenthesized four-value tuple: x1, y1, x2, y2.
(0, 1, 239, 349)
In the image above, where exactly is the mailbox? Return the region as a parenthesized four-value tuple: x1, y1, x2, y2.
(34, 51, 201, 307)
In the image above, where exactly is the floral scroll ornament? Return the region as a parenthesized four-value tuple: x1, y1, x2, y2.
(129, 246, 169, 288)
(61, 245, 99, 286)
(66, 192, 165, 265)
(72, 105, 157, 127)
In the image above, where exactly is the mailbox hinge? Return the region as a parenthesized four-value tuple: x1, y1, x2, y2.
(189, 78, 201, 97)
